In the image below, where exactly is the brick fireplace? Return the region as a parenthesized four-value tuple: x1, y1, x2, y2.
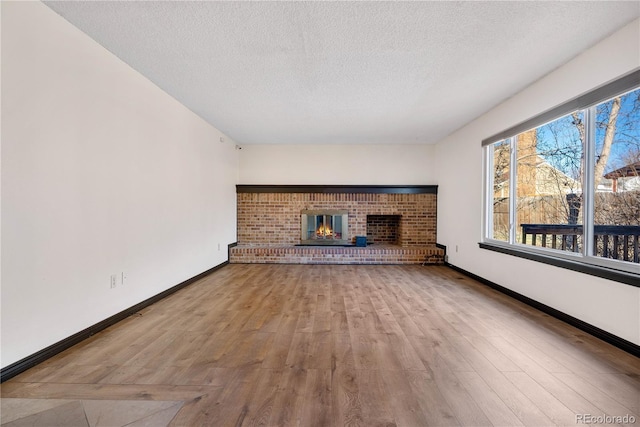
(231, 185, 444, 264)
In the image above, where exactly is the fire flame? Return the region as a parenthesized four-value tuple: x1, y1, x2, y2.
(316, 224, 333, 238)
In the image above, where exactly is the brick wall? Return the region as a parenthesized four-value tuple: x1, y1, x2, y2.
(237, 192, 437, 246)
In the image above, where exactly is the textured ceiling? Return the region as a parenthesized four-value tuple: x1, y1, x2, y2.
(44, 1, 639, 145)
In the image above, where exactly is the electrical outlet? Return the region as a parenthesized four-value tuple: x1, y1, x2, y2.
(110, 274, 117, 289)
(456, 245, 459, 253)
(121, 272, 127, 286)
(218, 243, 221, 251)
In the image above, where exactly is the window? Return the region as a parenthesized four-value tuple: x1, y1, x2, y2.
(483, 70, 640, 279)
(489, 140, 511, 242)
(593, 92, 640, 263)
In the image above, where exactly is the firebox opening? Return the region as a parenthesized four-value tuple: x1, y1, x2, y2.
(367, 215, 401, 245)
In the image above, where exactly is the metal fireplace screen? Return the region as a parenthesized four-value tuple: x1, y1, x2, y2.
(300, 210, 349, 245)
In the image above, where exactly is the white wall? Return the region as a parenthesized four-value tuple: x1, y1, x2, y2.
(435, 19, 640, 345)
(239, 144, 436, 184)
(1, 1, 239, 368)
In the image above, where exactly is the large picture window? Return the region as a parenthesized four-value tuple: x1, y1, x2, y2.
(483, 71, 640, 278)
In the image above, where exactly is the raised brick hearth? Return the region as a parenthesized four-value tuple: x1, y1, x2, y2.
(231, 185, 444, 265)
(231, 244, 444, 264)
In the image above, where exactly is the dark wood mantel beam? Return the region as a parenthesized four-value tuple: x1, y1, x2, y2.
(236, 185, 438, 194)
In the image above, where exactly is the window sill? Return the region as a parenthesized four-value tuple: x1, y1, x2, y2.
(479, 242, 639, 287)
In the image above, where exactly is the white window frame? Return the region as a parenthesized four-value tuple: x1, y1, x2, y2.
(481, 69, 640, 280)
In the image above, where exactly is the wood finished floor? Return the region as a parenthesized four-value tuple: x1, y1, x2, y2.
(1, 264, 638, 427)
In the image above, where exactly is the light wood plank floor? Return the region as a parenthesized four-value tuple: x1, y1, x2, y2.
(2, 264, 639, 426)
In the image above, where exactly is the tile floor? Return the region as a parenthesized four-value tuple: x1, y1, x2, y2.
(0, 399, 183, 426)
